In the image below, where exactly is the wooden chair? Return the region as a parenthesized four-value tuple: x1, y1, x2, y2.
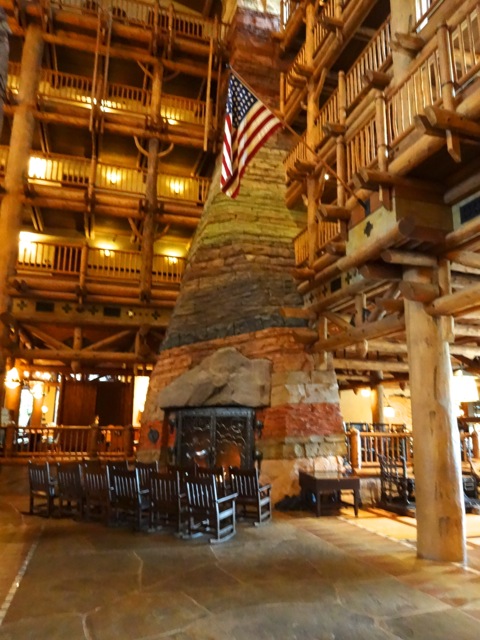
(110, 468, 150, 530)
(149, 470, 184, 533)
(83, 465, 112, 524)
(28, 461, 58, 517)
(185, 475, 237, 544)
(228, 466, 272, 526)
(56, 461, 84, 518)
(377, 453, 415, 515)
(136, 460, 159, 492)
(196, 466, 226, 494)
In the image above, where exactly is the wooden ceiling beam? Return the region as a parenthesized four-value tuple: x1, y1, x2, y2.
(446, 251, 480, 270)
(425, 106, 480, 141)
(22, 324, 73, 351)
(12, 349, 158, 363)
(313, 314, 405, 352)
(427, 281, 480, 317)
(333, 357, 409, 372)
(83, 330, 135, 352)
(381, 249, 437, 267)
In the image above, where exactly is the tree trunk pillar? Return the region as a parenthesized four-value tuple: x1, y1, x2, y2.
(0, 24, 44, 378)
(405, 271, 466, 562)
(390, 0, 417, 82)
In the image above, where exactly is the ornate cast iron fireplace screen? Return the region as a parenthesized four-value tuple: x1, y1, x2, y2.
(169, 407, 261, 469)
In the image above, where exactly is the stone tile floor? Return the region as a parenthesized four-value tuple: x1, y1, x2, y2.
(2, 465, 480, 639)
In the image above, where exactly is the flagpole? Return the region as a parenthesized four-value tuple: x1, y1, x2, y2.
(228, 66, 366, 212)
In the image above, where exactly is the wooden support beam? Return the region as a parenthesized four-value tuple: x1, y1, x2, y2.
(427, 281, 480, 317)
(362, 70, 391, 89)
(353, 168, 442, 197)
(12, 349, 157, 363)
(314, 314, 405, 352)
(425, 106, 480, 141)
(318, 204, 350, 221)
(83, 330, 134, 352)
(322, 122, 346, 136)
(374, 298, 404, 313)
(292, 328, 318, 345)
(323, 311, 352, 332)
(446, 251, 480, 270)
(392, 32, 424, 53)
(359, 263, 403, 281)
(381, 249, 437, 267)
(22, 325, 73, 352)
(333, 358, 409, 373)
(399, 281, 440, 303)
(291, 268, 316, 280)
(280, 307, 316, 321)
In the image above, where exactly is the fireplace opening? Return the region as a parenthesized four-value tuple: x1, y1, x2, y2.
(168, 407, 262, 470)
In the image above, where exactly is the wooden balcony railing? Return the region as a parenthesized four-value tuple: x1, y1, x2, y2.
(16, 241, 186, 285)
(45, 0, 228, 43)
(0, 147, 210, 205)
(0, 424, 140, 460)
(8, 63, 209, 126)
(345, 426, 479, 471)
(279, 0, 302, 32)
(415, 0, 444, 30)
(293, 219, 343, 266)
(345, 17, 391, 109)
(345, 113, 377, 183)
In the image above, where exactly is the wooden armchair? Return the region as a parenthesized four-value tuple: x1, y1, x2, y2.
(110, 467, 150, 530)
(28, 460, 58, 517)
(56, 461, 84, 518)
(378, 453, 415, 514)
(185, 475, 237, 544)
(228, 466, 272, 526)
(149, 470, 184, 533)
(83, 465, 112, 524)
(136, 460, 159, 492)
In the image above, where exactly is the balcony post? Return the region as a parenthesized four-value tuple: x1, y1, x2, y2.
(348, 428, 361, 471)
(140, 63, 162, 301)
(0, 24, 44, 378)
(305, 1, 317, 265)
(437, 23, 460, 161)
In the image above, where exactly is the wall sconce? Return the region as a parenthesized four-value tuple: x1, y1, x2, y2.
(4, 367, 21, 390)
(384, 404, 395, 419)
(359, 387, 371, 398)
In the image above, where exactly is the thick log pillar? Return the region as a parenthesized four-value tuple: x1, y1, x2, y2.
(0, 25, 43, 375)
(0, 9, 10, 138)
(140, 63, 162, 301)
(405, 271, 465, 562)
(371, 375, 385, 425)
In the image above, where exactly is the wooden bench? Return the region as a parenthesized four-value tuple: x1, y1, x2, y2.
(229, 467, 272, 525)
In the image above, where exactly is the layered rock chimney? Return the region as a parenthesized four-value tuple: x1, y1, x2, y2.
(140, 5, 345, 501)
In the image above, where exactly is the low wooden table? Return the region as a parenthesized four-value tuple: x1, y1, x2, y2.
(299, 471, 360, 517)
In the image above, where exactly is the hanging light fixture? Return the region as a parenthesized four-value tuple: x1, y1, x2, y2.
(452, 370, 479, 404)
(384, 404, 395, 419)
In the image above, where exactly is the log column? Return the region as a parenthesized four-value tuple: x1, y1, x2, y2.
(390, 0, 417, 82)
(0, 25, 44, 375)
(305, 1, 317, 265)
(140, 63, 162, 301)
(404, 269, 465, 562)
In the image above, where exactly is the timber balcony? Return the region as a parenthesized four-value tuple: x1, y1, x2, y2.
(290, 0, 480, 267)
(5, 62, 217, 153)
(10, 239, 185, 307)
(0, 145, 210, 225)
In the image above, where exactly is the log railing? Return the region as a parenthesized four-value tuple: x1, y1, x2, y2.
(345, 17, 391, 109)
(345, 427, 479, 470)
(293, 219, 343, 266)
(16, 240, 186, 285)
(45, 0, 227, 43)
(450, 5, 480, 89)
(0, 147, 210, 205)
(315, 91, 339, 149)
(345, 113, 377, 183)
(0, 424, 140, 460)
(8, 63, 209, 126)
(415, 0, 444, 30)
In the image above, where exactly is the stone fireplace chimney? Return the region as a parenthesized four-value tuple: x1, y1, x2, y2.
(139, 5, 345, 502)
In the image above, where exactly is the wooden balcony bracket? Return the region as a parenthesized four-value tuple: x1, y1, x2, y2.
(322, 122, 345, 137)
(317, 204, 350, 221)
(391, 32, 424, 54)
(362, 70, 391, 91)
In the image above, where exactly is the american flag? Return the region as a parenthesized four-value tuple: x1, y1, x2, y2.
(221, 74, 282, 199)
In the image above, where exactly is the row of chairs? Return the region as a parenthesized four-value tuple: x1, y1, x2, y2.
(27, 460, 272, 543)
